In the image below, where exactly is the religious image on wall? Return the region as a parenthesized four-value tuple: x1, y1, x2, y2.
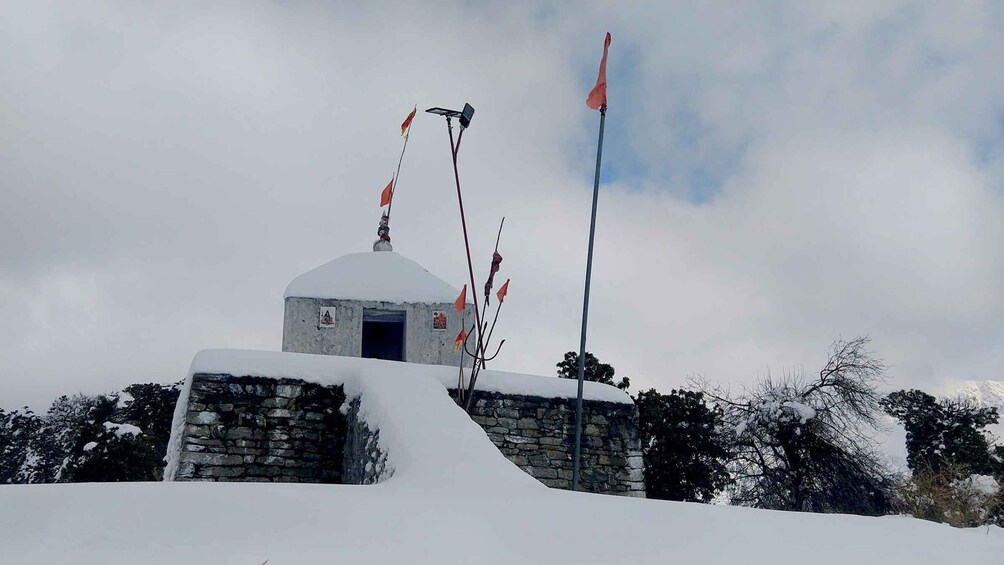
(432, 310, 447, 331)
(318, 307, 336, 328)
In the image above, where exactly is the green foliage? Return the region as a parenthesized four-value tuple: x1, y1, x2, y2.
(556, 351, 630, 391)
(881, 389, 1000, 476)
(0, 382, 181, 484)
(0, 407, 44, 484)
(635, 388, 730, 502)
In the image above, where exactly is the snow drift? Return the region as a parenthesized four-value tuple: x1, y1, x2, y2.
(3, 350, 1004, 564)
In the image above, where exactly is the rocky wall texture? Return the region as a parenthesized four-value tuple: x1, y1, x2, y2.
(461, 390, 645, 496)
(172, 374, 643, 496)
(341, 398, 391, 484)
(173, 374, 346, 482)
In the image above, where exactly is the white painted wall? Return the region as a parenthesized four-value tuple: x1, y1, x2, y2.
(282, 297, 474, 366)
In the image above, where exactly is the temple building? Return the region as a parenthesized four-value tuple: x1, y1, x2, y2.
(282, 250, 471, 365)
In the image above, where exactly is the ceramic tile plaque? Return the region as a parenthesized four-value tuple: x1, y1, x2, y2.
(318, 306, 336, 328)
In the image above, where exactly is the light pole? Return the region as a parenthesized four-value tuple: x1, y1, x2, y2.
(426, 104, 489, 390)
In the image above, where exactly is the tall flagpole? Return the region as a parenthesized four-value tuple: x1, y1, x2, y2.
(386, 107, 415, 223)
(572, 106, 606, 492)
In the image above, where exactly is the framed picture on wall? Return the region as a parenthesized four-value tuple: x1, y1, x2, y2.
(432, 310, 447, 331)
(318, 306, 336, 328)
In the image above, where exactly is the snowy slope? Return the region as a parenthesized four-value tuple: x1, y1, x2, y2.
(3, 481, 1003, 565)
(4, 351, 1004, 564)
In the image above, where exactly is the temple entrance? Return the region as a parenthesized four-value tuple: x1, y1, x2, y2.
(361, 309, 405, 361)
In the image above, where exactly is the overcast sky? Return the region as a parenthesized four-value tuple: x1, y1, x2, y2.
(2, 1, 1002, 410)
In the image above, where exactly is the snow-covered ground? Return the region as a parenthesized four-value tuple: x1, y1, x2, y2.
(3, 351, 1004, 564)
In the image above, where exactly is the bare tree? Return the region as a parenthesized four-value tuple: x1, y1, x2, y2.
(695, 337, 896, 515)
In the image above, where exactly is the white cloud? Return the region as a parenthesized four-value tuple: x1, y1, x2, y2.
(0, 1, 1001, 409)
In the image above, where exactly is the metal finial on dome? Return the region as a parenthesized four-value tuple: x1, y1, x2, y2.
(373, 212, 393, 252)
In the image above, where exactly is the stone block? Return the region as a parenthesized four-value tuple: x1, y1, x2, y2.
(185, 452, 244, 466)
(496, 417, 517, 429)
(533, 468, 558, 479)
(262, 398, 290, 408)
(210, 466, 245, 478)
(276, 384, 302, 398)
(516, 418, 539, 430)
(188, 437, 223, 447)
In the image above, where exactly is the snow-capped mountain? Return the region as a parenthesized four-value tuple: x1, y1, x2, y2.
(954, 380, 1004, 411)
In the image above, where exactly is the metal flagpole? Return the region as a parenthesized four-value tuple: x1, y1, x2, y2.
(572, 106, 607, 492)
(386, 113, 413, 223)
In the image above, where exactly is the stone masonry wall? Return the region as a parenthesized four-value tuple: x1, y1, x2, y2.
(174, 374, 346, 482)
(461, 390, 645, 496)
(341, 398, 391, 484)
(172, 374, 643, 497)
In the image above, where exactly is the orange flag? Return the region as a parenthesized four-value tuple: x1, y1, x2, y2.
(454, 328, 467, 352)
(379, 179, 394, 207)
(454, 284, 467, 314)
(401, 106, 417, 137)
(586, 33, 611, 111)
(496, 279, 510, 303)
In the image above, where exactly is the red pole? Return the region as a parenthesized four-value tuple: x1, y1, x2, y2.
(446, 118, 487, 370)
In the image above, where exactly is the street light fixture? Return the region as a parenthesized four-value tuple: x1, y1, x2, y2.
(426, 103, 487, 407)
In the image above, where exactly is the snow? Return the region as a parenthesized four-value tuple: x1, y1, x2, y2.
(6, 348, 1004, 563)
(284, 251, 461, 303)
(781, 401, 817, 423)
(103, 422, 142, 437)
(955, 380, 1004, 411)
(115, 391, 134, 409)
(966, 474, 1000, 497)
(81, 442, 98, 452)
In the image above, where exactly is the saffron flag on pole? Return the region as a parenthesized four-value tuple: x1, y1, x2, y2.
(485, 250, 503, 296)
(496, 279, 510, 303)
(455, 284, 467, 314)
(379, 179, 394, 207)
(586, 33, 611, 110)
(454, 328, 466, 352)
(401, 106, 417, 138)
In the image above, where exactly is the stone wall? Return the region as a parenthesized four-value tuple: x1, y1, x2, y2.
(174, 374, 346, 482)
(172, 373, 643, 497)
(341, 398, 391, 485)
(462, 390, 645, 496)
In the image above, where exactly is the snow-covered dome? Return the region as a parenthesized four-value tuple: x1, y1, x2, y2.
(284, 251, 460, 303)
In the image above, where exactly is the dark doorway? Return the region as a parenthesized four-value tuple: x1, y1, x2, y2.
(361, 309, 405, 361)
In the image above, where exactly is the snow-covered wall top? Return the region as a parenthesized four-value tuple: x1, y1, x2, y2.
(284, 251, 461, 303)
(165, 349, 632, 480)
(188, 349, 632, 404)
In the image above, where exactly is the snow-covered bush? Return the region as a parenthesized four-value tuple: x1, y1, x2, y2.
(897, 465, 1004, 527)
(699, 337, 896, 515)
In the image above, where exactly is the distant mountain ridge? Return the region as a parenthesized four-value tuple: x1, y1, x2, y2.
(955, 380, 1004, 412)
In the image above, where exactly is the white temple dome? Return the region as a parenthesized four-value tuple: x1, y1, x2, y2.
(284, 251, 460, 303)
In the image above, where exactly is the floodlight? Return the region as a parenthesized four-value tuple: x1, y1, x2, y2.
(459, 103, 475, 129)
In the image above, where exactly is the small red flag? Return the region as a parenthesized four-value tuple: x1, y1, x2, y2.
(379, 179, 394, 207)
(490, 251, 503, 275)
(496, 279, 510, 303)
(454, 328, 466, 352)
(586, 33, 611, 111)
(454, 284, 467, 314)
(401, 106, 417, 137)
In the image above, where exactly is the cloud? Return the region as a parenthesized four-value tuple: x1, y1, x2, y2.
(0, 1, 1001, 409)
